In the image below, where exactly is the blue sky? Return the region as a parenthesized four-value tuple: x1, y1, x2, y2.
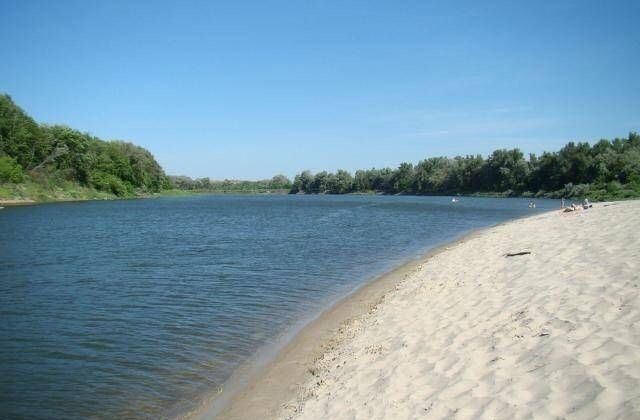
(1, 1, 638, 179)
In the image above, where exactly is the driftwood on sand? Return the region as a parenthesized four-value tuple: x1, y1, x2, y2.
(505, 251, 531, 257)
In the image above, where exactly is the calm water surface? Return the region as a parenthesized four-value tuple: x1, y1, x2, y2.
(0, 195, 558, 419)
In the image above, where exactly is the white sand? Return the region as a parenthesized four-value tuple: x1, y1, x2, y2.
(279, 201, 640, 419)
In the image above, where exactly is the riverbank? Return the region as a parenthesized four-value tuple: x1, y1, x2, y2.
(0, 185, 207, 206)
(0, 179, 123, 206)
(206, 200, 639, 419)
(2, 179, 636, 207)
(0, 184, 291, 206)
(193, 232, 476, 420)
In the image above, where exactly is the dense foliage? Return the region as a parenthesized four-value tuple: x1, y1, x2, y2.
(0, 94, 169, 197)
(2, 93, 637, 202)
(0, 156, 24, 183)
(291, 134, 640, 200)
(168, 174, 291, 193)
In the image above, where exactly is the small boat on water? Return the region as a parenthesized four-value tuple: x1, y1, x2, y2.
(451, 197, 459, 203)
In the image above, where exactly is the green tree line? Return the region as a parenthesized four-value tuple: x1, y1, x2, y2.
(168, 174, 291, 193)
(0, 94, 169, 197)
(291, 134, 640, 200)
(2, 93, 638, 201)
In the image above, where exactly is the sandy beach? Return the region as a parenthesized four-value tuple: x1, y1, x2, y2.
(211, 200, 640, 419)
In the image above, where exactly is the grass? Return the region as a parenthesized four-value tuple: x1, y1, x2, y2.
(0, 181, 290, 205)
(0, 178, 118, 203)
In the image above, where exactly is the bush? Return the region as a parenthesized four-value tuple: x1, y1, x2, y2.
(89, 171, 131, 196)
(0, 156, 24, 183)
(562, 183, 591, 199)
(534, 189, 547, 198)
(606, 181, 622, 193)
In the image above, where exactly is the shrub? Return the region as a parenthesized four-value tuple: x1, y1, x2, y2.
(0, 156, 24, 183)
(89, 171, 131, 196)
(606, 181, 622, 193)
(563, 183, 591, 198)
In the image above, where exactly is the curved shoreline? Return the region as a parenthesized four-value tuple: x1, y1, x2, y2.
(268, 201, 640, 419)
(188, 222, 505, 420)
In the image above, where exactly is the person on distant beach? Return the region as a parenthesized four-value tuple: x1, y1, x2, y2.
(561, 197, 565, 209)
(583, 198, 592, 209)
(563, 203, 580, 213)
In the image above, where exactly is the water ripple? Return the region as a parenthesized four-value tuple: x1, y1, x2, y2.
(0, 195, 557, 419)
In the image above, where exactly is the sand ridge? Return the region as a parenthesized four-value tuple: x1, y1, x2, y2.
(280, 201, 640, 419)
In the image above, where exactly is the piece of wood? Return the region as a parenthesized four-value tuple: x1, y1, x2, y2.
(505, 251, 531, 257)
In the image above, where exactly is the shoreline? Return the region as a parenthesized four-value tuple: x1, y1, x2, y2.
(0, 198, 38, 206)
(192, 201, 640, 419)
(0, 192, 176, 207)
(277, 200, 639, 419)
(0, 190, 287, 207)
(3, 191, 633, 208)
(190, 212, 544, 420)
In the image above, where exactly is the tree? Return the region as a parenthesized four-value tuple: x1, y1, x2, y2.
(310, 171, 329, 193)
(414, 157, 452, 193)
(0, 156, 23, 183)
(269, 174, 291, 190)
(390, 162, 414, 193)
(332, 170, 353, 194)
(290, 170, 314, 193)
(483, 149, 529, 192)
(353, 169, 372, 192)
(2, 92, 639, 202)
(0, 94, 49, 170)
(0, 94, 168, 196)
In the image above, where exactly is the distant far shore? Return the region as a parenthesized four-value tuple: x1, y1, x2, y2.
(2, 188, 634, 208)
(199, 200, 640, 420)
(0, 188, 292, 207)
(0, 189, 554, 208)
